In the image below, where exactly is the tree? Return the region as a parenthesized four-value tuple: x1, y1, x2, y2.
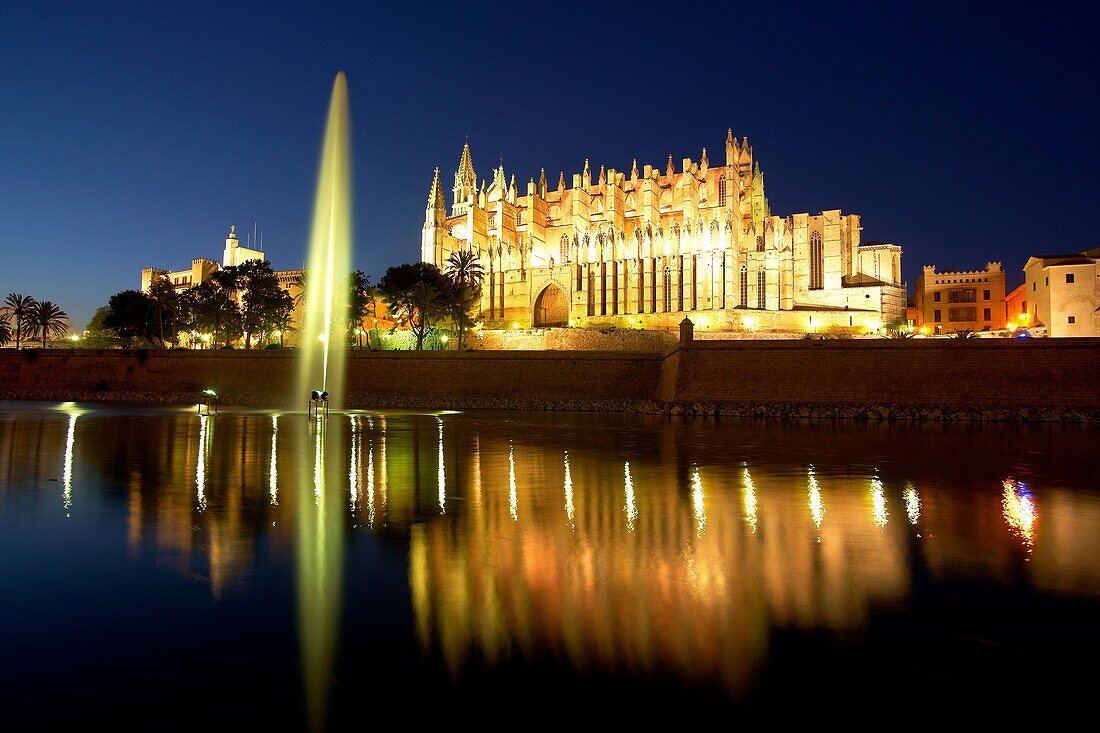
(104, 290, 156, 348)
(378, 262, 449, 351)
(444, 250, 485, 351)
(215, 260, 288, 348)
(348, 270, 376, 348)
(0, 311, 11, 346)
(147, 272, 181, 348)
(83, 306, 121, 348)
(409, 283, 443, 351)
(183, 280, 241, 348)
(32, 300, 69, 348)
(3, 293, 38, 349)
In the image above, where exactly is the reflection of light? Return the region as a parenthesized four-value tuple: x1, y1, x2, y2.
(1003, 478, 1037, 550)
(509, 442, 518, 522)
(349, 415, 359, 513)
(472, 435, 482, 507)
(269, 415, 279, 505)
(564, 451, 574, 530)
(197, 414, 208, 511)
(904, 482, 920, 525)
(808, 466, 824, 533)
(437, 418, 446, 515)
(742, 466, 757, 534)
(624, 462, 637, 532)
(691, 467, 706, 536)
(379, 417, 388, 519)
(314, 416, 324, 506)
(366, 436, 375, 529)
(871, 475, 888, 528)
(63, 413, 77, 513)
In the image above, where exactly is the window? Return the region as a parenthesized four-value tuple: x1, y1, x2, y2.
(1033, 281, 1037, 291)
(600, 263, 607, 316)
(516, 210, 523, 227)
(756, 236, 765, 253)
(740, 264, 748, 307)
(488, 212, 496, 229)
(612, 261, 619, 315)
(983, 289, 991, 300)
(949, 307, 977, 322)
(718, 178, 726, 207)
(809, 231, 823, 290)
(1067, 273, 1076, 284)
(949, 289, 976, 303)
(933, 309, 941, 322)
(983, 308, 991, 321)
(933, 291, 941, 302)
(560, 235, 570, 264)
(663, 266, 672, 312)
(1069, 316, 1076, 324)
(637, 259, 645, 313)
(1045, 276, 1049, 286)
(757, 269, 766, 310)
(587, 269, 595, 316)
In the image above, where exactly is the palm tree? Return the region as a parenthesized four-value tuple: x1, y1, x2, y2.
(3, 293, 38, 349)
(32, 300, 69, 348)
(444, 250, 485, 350)
(410, 282, 442, 351)
(0, 311, 12, 346)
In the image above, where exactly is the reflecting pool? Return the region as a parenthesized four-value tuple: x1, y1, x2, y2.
(2, 402, 1098, 725)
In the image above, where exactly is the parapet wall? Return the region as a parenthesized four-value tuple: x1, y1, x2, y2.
(1, 339, 1098, 419)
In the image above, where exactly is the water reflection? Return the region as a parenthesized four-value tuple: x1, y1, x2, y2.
(60, 408, 81, 514)
(5, 406, 1100, 719)
(871, 474, 888, 529)
(904, 482, 920, 525)
(808, 465, 824, 534)
(624, 462, 637, 532)
(270, 415, 279, 506)
(1003, 478, 1038, 551)
(742, 466, 758, 534)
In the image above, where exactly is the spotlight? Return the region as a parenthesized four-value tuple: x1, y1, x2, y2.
(311, 390, 321, 401)
(320, 391, 329, 401)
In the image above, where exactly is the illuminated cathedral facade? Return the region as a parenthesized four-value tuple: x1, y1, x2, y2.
(422, 131, 905, 332)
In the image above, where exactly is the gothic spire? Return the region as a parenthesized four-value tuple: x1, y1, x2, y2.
(631, 159, 638, 180)
(598, 164, 606, 186)
(558, 171, 565, 191)
(700, 147, 709, 169)
(666, 154, 674, 179)
(427, 167, 444, 211)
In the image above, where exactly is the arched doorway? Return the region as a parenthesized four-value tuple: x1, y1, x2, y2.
(533, 283, 569, 327)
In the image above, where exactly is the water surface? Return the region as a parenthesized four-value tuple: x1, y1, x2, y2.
(1, 402, 1098, 725)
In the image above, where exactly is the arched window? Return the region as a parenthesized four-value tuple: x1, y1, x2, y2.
(516, 209, 523, 227)
(718, 178, 726, 207)
(756, 235, 765, 253)
(611, 261, 619, 315)
(809, 231, 824, 290)
(637, 258, 645, 313)
(663, 265, 672, 312)
(600, 262, 607, 316)
(587, 269, 595, 316)
(757, 269, 766, 309)
(560, 235, 570, 264)
(739, 264, 748, 307)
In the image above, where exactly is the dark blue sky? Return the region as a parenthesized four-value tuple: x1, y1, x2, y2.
(2, 1, 1097, 328)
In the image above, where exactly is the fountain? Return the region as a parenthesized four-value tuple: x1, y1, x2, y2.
(295, 71, 352, 732)
(297, 71, 352, 411)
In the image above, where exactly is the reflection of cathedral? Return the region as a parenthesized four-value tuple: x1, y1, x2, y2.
(423, 132, 906, 332)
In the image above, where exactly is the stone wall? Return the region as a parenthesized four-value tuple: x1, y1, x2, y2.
(471, 327, 677, 352)
(662, 338, 1100, 412)
(2, 338, 1098, 420)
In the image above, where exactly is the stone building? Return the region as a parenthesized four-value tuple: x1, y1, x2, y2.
(913, 262, 1007, 333)
(422, 131, 905, 333)
(1023, 247, 1100, 337)
(140, 225, 305, 344)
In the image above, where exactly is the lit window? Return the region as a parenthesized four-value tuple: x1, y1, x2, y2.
(809, 232, 823, 290)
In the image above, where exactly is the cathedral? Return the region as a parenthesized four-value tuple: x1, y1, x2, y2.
(422, 131, 905, 333)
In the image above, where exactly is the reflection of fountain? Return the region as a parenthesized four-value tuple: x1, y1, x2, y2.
(1002, 478, 1038, 550)
(57, 403, 86, 515)
(296, 416, 345, 732)
(298, 72, 352, 410)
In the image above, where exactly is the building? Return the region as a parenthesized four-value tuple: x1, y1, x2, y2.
(1023, 247, 1100, 337)
(1005, 284, 1028, 330)
(422, 131, 905, 334)
(141, 225, 306, 344)
(913, 262, 1007, 333)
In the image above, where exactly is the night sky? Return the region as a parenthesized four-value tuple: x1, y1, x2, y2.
(2, 1, 1097, 329)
